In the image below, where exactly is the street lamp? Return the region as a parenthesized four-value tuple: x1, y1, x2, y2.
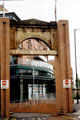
(74, 29, 80, 104)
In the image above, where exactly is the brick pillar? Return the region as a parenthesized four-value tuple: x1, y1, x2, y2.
(0, 18, 10, 117)
(55, 20, 73, 114)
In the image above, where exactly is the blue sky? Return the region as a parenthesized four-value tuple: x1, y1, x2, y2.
(0, 0, 80, 85)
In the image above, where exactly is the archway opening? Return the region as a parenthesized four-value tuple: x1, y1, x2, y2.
(10, 38, 56, 105)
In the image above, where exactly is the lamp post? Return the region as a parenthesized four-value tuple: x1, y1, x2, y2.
(74, 29, 80, 104)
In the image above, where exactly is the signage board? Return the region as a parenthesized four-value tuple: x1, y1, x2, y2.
(28, 84, 46, 99)
(63, 79, 71, 88)
(1, 80, 9, 89)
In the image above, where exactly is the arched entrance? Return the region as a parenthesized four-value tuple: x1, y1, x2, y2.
(0, 17, 73, 117)
(10, 38, 55, 104)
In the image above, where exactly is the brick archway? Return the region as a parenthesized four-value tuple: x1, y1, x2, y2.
(0, 18, 73, 117)
(15, 34, 52, 49)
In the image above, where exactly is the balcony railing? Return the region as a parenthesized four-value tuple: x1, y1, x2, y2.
(18, 59, 53, 72)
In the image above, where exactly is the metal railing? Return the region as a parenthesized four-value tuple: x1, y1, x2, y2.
(10, 94, 56, 108)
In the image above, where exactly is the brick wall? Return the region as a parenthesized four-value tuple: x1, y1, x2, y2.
(0, 18, 10, 117)
(10, 103, 57, 114)
(55, 20, 73, 114)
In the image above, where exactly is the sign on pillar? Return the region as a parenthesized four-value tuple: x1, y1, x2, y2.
(1, 80, 9, 89)
(63, 79, 71, 88)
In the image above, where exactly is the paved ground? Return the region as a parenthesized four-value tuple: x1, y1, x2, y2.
(66, 99, 80, 119)
(0, 115, 77, 120)
(12, 113, 53, 120)
(1, 113, 75, 120)
(0, 114, 75, 120)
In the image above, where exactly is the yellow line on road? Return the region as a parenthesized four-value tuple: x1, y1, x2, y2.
(61, 115, 75, 120)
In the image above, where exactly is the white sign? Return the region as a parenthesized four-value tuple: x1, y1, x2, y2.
(1, 80, 9, 89)
(63, 79, 71, 88)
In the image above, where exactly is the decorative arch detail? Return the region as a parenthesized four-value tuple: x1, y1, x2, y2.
(16, 32, 51, 49)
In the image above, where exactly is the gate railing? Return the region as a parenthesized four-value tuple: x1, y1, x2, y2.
(10, 95, 56, 108)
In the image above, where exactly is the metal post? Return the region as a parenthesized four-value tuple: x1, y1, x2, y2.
(74, 29, 80, 104)
(20, 79, 23, 102)
(1, 0, 23, 18)
(32, 67, 35, 99)
(2, 0, 5, 17)
(54, 0, 57, 21)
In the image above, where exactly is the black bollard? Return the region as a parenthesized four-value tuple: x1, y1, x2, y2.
(58, 108, 64, 115)
(8, 111, 13, 120)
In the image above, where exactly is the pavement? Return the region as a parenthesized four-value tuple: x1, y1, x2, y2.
(1, 99, 80, 120)
(0, 113, 76, 120)
(66, 99, 80, 119)
(0, 114, 74, 120)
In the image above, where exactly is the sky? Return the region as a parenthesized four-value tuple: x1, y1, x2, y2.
(0, 0, 80, 86)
